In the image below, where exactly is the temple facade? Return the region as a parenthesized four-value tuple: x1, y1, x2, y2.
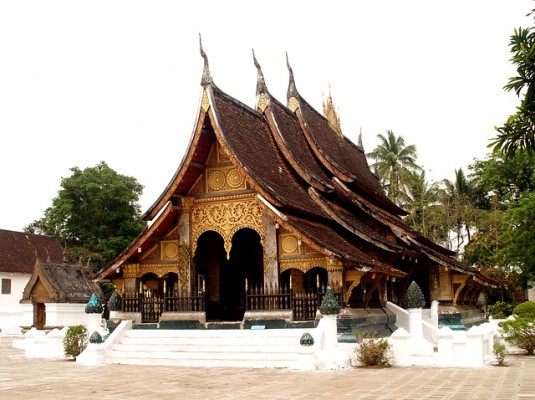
(95, 45, 494, 324)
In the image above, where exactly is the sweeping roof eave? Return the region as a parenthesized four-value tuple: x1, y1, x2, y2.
(308, 187, 404, 253)
(256, 195, 406, 278)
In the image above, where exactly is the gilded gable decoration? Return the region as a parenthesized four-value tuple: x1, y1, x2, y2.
(280, 234, 299, 255)
(161, 241, 179, 259)
(123, 263, 140, 279)
(288, 97, 299, 112)
(201, 90, 210, 112)
(258, 93, 268, 112)
(191, 194, 265, 257)
(206, 166, 246, 193)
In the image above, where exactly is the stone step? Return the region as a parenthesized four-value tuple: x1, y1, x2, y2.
(124, 328, 311, 338)
(106, 327, 311, 368)
(107, 355, 298, 368)
(110, 348, 298, 361)
(112, 343, 301, 353)
(119, 335, 301, 347)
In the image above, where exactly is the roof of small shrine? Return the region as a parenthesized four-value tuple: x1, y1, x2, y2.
(22, 258, 102, 303)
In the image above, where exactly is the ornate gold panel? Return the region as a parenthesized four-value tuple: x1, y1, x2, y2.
(123, 263, 140, 279)
(453, 275, 469, 305)
(201, 90, 210, 111)
(280, 234, 299, 255)
(344, 269, 365, 304)
(288, 97, 299, 112)
(191, 194, 265, 257)
(139, 264, 185, 278)
(279, 257, 328, 273)
(206, 166, 246, 193)
(161, 241, 179, 260)
(257, 93, 268, 112)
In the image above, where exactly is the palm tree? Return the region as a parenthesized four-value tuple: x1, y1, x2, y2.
(441, 168, 477, 251)
(367, 130, 421, 205)
(403, 171, 449, 245)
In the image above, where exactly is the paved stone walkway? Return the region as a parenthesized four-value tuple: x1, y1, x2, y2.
(1, 338, 534, 399)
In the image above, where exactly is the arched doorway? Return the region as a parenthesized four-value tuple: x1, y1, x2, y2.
(193, 231, 227, 321)
(225, 228, 263, 320)
(304, 267, 328, 293)
(140, 272, 160, 296)
(280, 267, 328, 293)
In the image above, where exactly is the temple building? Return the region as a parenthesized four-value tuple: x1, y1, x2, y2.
(95, 44, 493, 324)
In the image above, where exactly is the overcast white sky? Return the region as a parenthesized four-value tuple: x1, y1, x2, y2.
(0, 1, 532, 232)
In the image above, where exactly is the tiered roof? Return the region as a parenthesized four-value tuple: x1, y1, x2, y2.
(97, 43, 490, 284)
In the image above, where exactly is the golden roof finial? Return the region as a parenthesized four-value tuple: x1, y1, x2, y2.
(323, 86, 343, 138)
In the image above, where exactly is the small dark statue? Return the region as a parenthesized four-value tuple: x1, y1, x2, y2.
(107, 290, 122, 312)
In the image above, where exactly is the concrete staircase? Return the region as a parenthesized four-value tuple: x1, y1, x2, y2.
(105, 327, 313, 368)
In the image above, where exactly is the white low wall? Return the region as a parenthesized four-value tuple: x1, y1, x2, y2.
(388, 302, 499, 367)
(13, 313, 108, 360)
(45, 303, 89, 327)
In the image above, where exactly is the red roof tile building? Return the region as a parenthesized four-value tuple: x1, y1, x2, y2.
(0, 229, 64, 335)
(96, 45, 493, 324)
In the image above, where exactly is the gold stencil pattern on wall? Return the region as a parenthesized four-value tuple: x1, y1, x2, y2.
(279, 257, 327, 273)
(206, 166, 246, 193)
(281, 235, 299, 254)
(191, 195, 264, 256)
(162, 241, 179, 259)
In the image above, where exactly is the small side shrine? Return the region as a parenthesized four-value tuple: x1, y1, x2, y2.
(20, 258, 103, 330)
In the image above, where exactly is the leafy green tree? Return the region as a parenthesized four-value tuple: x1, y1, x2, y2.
(367, 130, 421, 205)
(470, 150, 535, 208)
(26, 161, 146, 272)
(491, 6, 535, 156)
(465, 149, 535, 298)
(500, 192, 535, 284)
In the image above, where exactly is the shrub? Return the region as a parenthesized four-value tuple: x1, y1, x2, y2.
(355, 333, 390, 367)
(488, 301, 514, 319)
(513, 301, 535, 319)
(63, 325, 88, 360)
(493, 341, 507, 365)
(500, 317, 535, 355)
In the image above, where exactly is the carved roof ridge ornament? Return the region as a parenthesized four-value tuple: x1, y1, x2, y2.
(199, 34, 213, 88)
(253, 49, 270, 112)
(286, 52, 299, 112)
(358, 128, 365, 152)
